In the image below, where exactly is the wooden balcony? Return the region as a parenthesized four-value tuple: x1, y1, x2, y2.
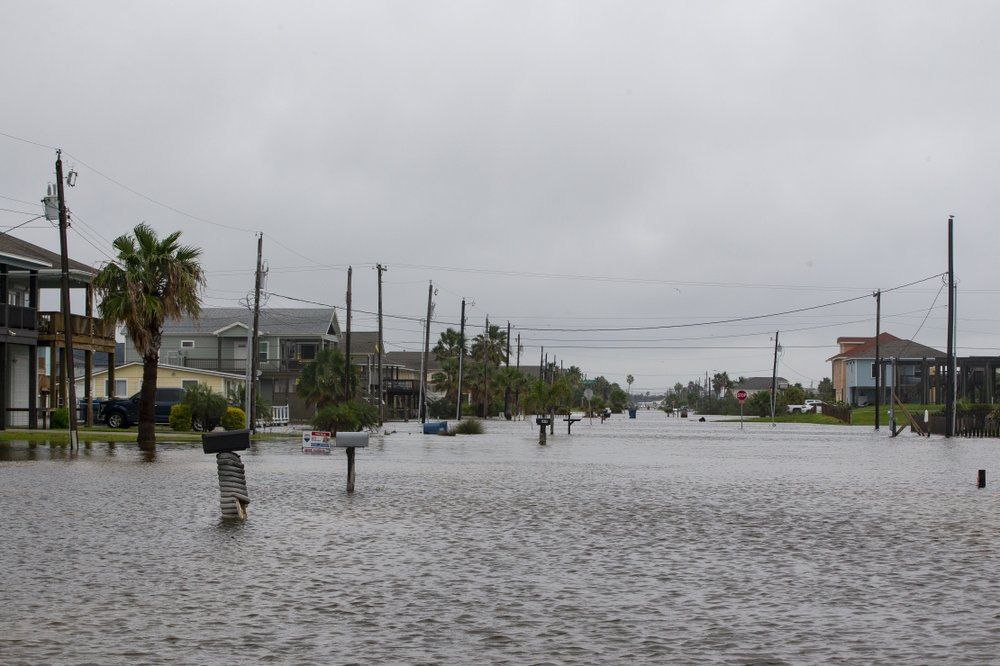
(37, 311, 116, 353)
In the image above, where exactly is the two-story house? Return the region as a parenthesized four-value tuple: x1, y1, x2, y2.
(828, 333, 945, 406)
(0, 235, 116, 428)
(342, 331, 440, 419)
(127, 307, 339, 421)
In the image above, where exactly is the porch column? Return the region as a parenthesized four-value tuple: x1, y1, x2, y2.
(28, 270, 38, 308)
(217, 337, 223, 371)
(28, 345, 37, 429)
(107, 349, 116, 400)
(0, 342, 6, 430)
(83, 286, 93, 426)
(922, 358, 929, 404)
(59, 347, 67, 409)
(987, 361, 994, 404)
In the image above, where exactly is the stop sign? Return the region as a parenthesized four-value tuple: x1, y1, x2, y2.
(736, 389, 748, 403)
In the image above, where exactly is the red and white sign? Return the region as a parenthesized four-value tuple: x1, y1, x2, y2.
(736, 390, 748, 403)
(301, 430, 332, 454)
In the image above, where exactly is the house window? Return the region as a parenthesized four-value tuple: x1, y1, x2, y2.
(299, 343, 317, 361)
(182, 380, 200, 391)
(259, 341, 269, 362)
(105, 379, 127, 396)
(181, 340, 195, 348)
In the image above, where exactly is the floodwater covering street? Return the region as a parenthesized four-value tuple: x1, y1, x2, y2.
(2, 413, 999, 664)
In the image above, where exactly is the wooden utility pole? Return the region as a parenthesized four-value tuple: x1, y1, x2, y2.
(344, 266, 353, 402)
(515, 333, 522, 419)
(482, 315, 490, 418)
(249, 234, 263, 433)
(945, 215, 956, 438)
(55, 151, 79, 448)
(455, 298, 466, 420)
(376, 264, 386, 425)
(504, 321, 511, 419)
(770, 331, 780, 424)
(420, 281, 433, 423)
(874, 289, 881, 431)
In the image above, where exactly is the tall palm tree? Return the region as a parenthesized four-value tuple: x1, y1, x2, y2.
(626, 374, 634, 397)
(94, 224, 204, 448)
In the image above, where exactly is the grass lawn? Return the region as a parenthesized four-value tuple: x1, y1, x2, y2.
(0, 427, 297, 444)
(767, 412, 848, 425)
(849, 404, 938, 426)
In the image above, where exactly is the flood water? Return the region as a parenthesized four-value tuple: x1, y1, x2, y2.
(2, 413, 999, 664)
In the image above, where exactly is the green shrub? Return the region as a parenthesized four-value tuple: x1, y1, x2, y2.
(50, 407, 69, 429)
(169, 403, 193, 431)
(183, 384, 227, 431)
(313, 400, 378, 433)
(454, 418, 484, 434)
(220, 406, 246, 431)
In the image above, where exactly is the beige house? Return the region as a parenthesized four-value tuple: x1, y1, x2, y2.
(76, 362, 245, 399)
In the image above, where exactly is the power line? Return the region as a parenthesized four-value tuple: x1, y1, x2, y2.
(513, 273, 945, 332)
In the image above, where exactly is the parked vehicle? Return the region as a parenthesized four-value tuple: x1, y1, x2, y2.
(786, 403, 816, 414)
(100, 388, 200, 429)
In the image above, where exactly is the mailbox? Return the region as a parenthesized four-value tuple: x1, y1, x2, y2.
(202, 429, 251, 454)
(535, 417, 551, 426)
(336, 431, 370, 448)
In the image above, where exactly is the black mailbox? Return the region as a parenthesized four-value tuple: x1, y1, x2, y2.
(535, 417, 552, 426)
(202, 429, 251, 454)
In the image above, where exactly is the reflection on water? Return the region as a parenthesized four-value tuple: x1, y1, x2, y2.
(2, 416, 999, 663)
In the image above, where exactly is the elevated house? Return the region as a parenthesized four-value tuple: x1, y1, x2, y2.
(827, 333, 945, 406)
(0, 235, 116, 428)
(343, 331, 442, 419)
(127, 307, 339, 421)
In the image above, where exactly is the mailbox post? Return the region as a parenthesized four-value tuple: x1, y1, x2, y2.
(336, 431, 369, 493)
(203, 430, 252, 520)
(535, 416, 551, 445)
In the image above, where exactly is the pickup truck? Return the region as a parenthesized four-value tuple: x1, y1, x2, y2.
(787, 399, 823, 414)
(99, 388, 194, 428)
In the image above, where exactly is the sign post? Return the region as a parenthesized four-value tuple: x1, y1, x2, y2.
(584, 388, 594, 426)
(736, 390, 748, 430)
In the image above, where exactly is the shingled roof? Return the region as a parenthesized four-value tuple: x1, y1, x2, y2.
(0, 234, 97, 273)
(161, 307, 337, 336)
(827, 333, 944, 361)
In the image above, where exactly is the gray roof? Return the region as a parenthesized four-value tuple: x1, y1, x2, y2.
(733, 376, 789, 391)
(161, 307, 336, 337)
(346, 331, 380, 355)
(0, 234, 96, 273)
(384, 350, 441, 372)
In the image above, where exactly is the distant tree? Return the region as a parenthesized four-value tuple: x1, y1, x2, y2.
(783, 385, 806, 406)
(817, 377, 835, 402)
(297, 348, 355, 408)
(433, 328, 465, 363)
(626, 374, 634, 396)
(711, 372, 732, 397)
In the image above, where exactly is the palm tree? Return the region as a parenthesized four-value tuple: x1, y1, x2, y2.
(94, 224, 204, 448)
(433, 328, 466, 363)
(297, 347, 355, 409)
(626, 374, 634, 398)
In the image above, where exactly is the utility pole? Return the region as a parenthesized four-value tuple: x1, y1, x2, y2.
(248, 233, 264, 434)
(515, 333, 522, 418)
(455, 298, 466, 420)
(874, 289, 881, 431)
(376, 264, 386, 425)
(504, 321, 511, 419)
(482, 315, 490, 418)
(540, 347, 544, 382)
(945, 214, 956, 438)
(420, 281, 433, 423)
(344, 266, 353, 402)
(55, 150, 79, 448)
(770, 331, 780, 424)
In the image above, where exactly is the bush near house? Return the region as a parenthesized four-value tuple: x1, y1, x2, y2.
(169, 403, 193, 431)
(220, 407, 246, 431)
(183, 384, 227, 431)
(313, 400, 378, 434)
(50, 408, 69, 429)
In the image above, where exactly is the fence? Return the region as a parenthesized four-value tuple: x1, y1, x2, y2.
(819, 403, 851, 424)
(928, 414, 1000, 437)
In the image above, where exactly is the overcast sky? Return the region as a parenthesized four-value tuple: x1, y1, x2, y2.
(2, 1, 998, 392)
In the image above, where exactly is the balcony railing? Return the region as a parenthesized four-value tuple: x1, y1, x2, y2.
(37, 312, 115, 343)
(166, 357, 297, 374)
(0, 304, 37, 331)
(384, 379, 418, 394)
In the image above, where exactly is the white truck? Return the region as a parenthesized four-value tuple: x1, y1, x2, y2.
(787, 399, 823, 414)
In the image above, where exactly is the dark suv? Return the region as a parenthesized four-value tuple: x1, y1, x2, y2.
(100, 388, 187, 428)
